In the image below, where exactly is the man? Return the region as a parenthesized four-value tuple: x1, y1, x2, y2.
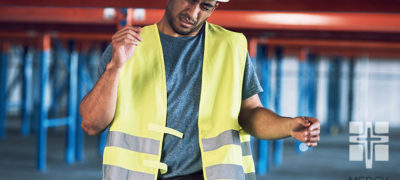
(80, 0, 321, 179)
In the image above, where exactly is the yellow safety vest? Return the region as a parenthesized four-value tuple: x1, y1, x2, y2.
(103, 22, 255, 180)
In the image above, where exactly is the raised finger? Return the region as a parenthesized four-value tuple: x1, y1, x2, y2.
(112, 30, 142, 40)
(113, 38, 138, 46)
(113, 30, 142, 42)
(113, 32, 142, 43)
(308, 136, 320, 142)
(116, 39, 140, 46)
(297, 117, 311, 127)
(298, 131, 310, 142)
(308, 121, 320, 131)
(113, 27, 142, 39)
(305, 117, 318, 124)
(118, 26, 142, 34)
(114, 33, 140, 43)
(309, 129, 320, 136)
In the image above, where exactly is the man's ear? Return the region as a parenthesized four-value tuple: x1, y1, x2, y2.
(211, 2, 219, 12)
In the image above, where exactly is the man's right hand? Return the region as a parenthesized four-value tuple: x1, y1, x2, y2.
(110, 26, 143, 70)
(80, 26, 143, 135)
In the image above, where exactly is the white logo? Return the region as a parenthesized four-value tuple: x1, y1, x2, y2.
(349, 121, 389, 169)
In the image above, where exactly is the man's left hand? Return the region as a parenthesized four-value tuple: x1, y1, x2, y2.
(290, 117, 320, 147)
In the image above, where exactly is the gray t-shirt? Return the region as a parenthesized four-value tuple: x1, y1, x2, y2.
(98, 26, 263, 178)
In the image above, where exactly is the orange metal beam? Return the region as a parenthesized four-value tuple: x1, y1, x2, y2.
(1, 8, 400, 34)
(131, 10, 400, 33)
(42, 33, 51, 51)
(0, 7, 116, 24)
(128, 9, 400, 33)
(248, 38, 258, 57)
(208, 11, 400, 33)
(0, 31, 112, 44)
(268, 43, 400, 58)
(283, 46, 400, 59)
(260, 38, 400, 50)
(53, 32, 111, 41)
(1, 0, 400, 13)
(313, 48, 400, 59)
(130, 10, 400, 33)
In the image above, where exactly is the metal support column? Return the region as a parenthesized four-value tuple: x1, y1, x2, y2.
(327, 57, 341, 134)
(66, 40, 77, 164)
(98, 43, 109, 156)
(296, 56, 306, 153)
(255, 44, 270, 175)
(347, 58, 355, 123)
(37, 36, 78, 171)
(49, 39, 71, 117)
(76, 48, 86, 161)
(49, 47, 60, 118)
(32, 49, 42, 135)
(296, 53, 317, 153)
(22, 46, 34, 137)
(273, 47, 283, 166)
(0, 43, 9, 139)
(37, 34, 51, 171)
(76, 44, 95, 161)
(307, 56, 317, 121)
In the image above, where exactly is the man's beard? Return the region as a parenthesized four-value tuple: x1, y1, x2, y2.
(166, 10, 205, 36)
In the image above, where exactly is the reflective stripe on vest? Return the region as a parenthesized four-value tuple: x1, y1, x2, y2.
(103, 22, 256, 180)
(103, 164, 154, 180)
(106, 131, 159, 155)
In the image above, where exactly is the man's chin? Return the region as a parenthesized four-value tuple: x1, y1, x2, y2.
(175, 27, 193, 36)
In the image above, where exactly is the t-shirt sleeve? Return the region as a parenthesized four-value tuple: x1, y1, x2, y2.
(97, 43, 113, 81)
(242, 52, 264, 100)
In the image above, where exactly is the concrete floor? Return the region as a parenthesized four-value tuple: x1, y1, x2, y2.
(0, 128, 102, 180)
(257, 131, 400, 180)
(1, 124, 399, 180)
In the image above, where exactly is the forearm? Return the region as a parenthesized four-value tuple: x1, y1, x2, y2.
(239, 106, 294, 140)
(80, 62, 121, 135)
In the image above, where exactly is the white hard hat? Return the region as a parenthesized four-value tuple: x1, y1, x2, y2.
(216, 0, 230, 2)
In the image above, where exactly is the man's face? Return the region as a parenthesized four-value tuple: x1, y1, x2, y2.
(165, 0, 218, 36)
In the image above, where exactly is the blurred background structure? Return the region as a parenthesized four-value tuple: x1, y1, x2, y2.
(0, 0, 399, 179)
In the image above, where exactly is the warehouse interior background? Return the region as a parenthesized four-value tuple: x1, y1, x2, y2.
(0, 0, 399, 179)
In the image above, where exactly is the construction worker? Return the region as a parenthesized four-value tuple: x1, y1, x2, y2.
(79, 0, 321, 179)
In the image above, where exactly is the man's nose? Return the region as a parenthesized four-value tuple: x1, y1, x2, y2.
(186, 4, 200, 21)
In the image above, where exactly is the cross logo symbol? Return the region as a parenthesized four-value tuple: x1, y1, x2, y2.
(349, 121, 389, 169)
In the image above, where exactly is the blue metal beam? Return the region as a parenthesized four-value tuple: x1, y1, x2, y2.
(0, 44, 8, 139)
(99, 129, 108, 155)
(296, 58, 307, 153)
(22, 46, 33, 137)
(37, 40, 50, 171)
(48, 49, 60, 117)
(273, 47, 284, 166)
(307, 57, 317, 118)
(347, 59, 355, 123)
(5, 68, 23, 98)
(255, 44, 270, 175)
(98, 44, 109, 156)
(45, 117, 69, 127)
(37, 37, 79, 171)
(54, 39, 70, 72)
(76, 49, 89, 161)
(48, 43, 70, 118)
(296, 53, 318, 153)
(66, 40, 77, 164)
(327, 57, 341, 133)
